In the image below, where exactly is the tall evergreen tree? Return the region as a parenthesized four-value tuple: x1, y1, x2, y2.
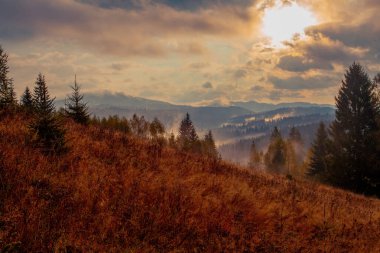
(30, 73, 65, 154)
(0, 46, 16, 112)
(168, 132, 176, 148)
(130, 114, 149, 138)
(375, 73, 380, 98)
(65, 76, 89, 125)
(270, 126, 281, 141)
(374, 73, 380, 85)
(202, 130, 218, 158)
(20, 86, 33, 110)
(248, 140, 261, 169)
(265, 127, 287, 174)
(289, 126, 303, 144)
(178, 113, 199, 152)
(329, 62, 380, 195)
(285, 140, 298, 176)
(149, 117, 165, 138)
(307, 122, 330, 179)
(288, 126, 305, 171)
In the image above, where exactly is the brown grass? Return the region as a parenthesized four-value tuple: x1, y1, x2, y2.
(0, 114, 379, 252)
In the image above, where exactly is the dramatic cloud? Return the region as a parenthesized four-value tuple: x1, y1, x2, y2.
(202, 81, 213, 89)
(269, 75, 338, 90)
(77, 0, 256, 11)
(0, 0, 379, 105)
(277, 55, 333, 72)
(0, 0, 261, 57)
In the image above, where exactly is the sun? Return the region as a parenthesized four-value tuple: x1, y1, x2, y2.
(262, 2, 317, 46)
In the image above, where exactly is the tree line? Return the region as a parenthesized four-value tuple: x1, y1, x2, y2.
(249, 63, 380, 197)
(307, 63, 380, 196)
(248, 125, 305, 177)
(0, 45, 218, 159)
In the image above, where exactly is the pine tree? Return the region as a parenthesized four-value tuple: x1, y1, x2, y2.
(375, 73, 380, 98)
(307, 122, 330, 179)
(20, 86, 33, 110)
(288, 126, 305, 172)
(285, 140, 298, 176)
(149, 117, 165, 138)
(178, 113, 199, 152)
(202, 130, 218, 158)
(289, 126, 302, 144)
(248, 140, 261, 169)
(270, 126, 281, 141)
(0, 46, 16, 113)
(65, 76, 89, 125)
(329, 62, 380, 195)
(130, 114, 149, 138)
(168, 132, 176, 148)
(374, 73, 380, 85)
(265, 127, 287, 174)
(30, 73, 66, 154)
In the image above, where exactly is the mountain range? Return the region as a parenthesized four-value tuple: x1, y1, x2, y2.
(56, 92, 334, 131)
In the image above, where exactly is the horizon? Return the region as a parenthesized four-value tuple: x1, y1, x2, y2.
(1, 0, 379, 106)
(55, 90, 335, 108)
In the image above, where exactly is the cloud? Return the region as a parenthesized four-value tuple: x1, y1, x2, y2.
(3, 0, 380, 105)
(173, 88, 228, 104)
(277, 55, 333, 72)
(306, 23, 380, 59)
(268, 90, 304, 101)
(188, 62, 210, 70)
(202, 81, 213, 89)
(77, 0, 256, 11)
(0, 0, 261, 57)
(234, 69, 248, 79)
(110, 63, 131, 71)
(250, 85, 266, 92)
(269, 75, 337, 90)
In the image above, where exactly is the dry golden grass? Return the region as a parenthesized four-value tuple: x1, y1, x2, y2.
(0, 114, 379, 252)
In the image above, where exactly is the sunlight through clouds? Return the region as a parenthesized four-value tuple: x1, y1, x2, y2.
(262, 1, 317, 46)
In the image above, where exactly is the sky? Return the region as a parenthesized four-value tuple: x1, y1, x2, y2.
(0, 0, 379, 105)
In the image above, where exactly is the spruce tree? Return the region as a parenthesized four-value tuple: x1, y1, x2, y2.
(178, 113, 199, 152)
(248, 140, 261, 169)
(307, 122, 330, 179)
(288, 126, 305, 170)
(285, 140, 298, 176)
(375, 73, 380, 98)
(149, 117, 165, 138)
(0, 46, 16, 112)
(329, 62, 380, 195)
(270, 126, 281, 141)
(203, 130, 218, 158)
(30, 73, 65, 154)
(265, 127, 287, 174)
(168, 132, 176, 148)
(65, 76, 89, 125)
(20, 86, 33, 110)
(289, 126, 302, 144)
(130, 114, 149, 138)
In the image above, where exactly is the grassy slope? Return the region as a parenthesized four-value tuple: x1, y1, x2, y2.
(0, 114, 379, 252)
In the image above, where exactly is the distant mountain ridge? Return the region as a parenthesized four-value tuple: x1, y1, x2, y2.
(56, 92, 334, 130)
(56, 92, 252, 130)
(231, 100, 334, 113)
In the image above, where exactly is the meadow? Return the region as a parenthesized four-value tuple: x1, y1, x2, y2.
(0, 113, 379, 252)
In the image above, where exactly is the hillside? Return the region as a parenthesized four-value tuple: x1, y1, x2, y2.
(1, 114, 379, 252)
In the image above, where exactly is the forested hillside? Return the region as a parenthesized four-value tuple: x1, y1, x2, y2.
(1, 113, 380, 252)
